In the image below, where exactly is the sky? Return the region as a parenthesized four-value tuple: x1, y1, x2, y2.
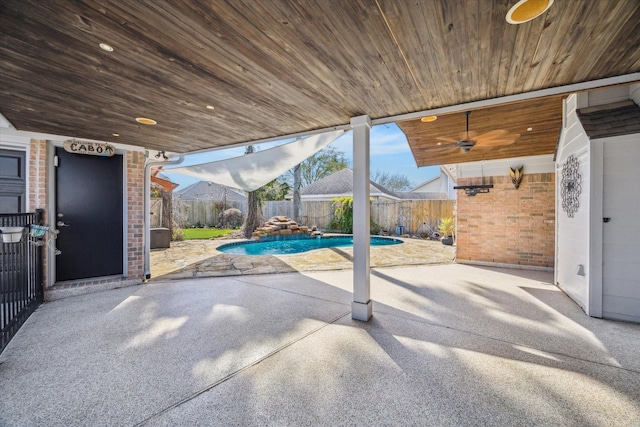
(162, 123, 440, 191)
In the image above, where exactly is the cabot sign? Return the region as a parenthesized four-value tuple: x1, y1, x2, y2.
(63, 139, 115, 157)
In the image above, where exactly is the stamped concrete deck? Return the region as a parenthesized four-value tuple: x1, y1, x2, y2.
(150, 237, 455, 280)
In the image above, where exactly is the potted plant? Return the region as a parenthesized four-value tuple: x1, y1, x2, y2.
(438, 217, 455, 245)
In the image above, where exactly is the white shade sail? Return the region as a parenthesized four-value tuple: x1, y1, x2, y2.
(168, 130, 344, 192)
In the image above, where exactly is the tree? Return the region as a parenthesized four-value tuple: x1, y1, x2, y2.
(261, 179, 290, 201)
(301, 146, 349, 186)
(285, 146, 348, 224)
(242, 145, 264, 238)
(371, 171, 413, 192)
(284, 146, 349, 188)
(292, 164, 301, 223)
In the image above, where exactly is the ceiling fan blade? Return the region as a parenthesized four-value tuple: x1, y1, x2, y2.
(477, 129, 509, 140)
(476, 137, 520, 147)
(436, 136, 459, 143)
(420, 144, 460, 153)
(476, 130, 520, 147)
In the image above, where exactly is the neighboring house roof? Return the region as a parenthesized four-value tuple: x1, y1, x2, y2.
(299, 168, 398, 199)
(392, 191, 448, 200)
(577, 101, 640, 139)
(410, 175, 439, 192)
(176, 181, 247, 202)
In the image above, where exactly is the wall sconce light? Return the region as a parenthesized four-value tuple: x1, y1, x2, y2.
(155, 150, 168, 160)
(576, 264, 585, 276)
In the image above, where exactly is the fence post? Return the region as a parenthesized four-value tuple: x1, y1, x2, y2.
(35, 209, 44, 300)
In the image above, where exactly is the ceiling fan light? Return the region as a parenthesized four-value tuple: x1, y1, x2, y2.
(456, 140, 476, 152)
(506, 0, 553, 24)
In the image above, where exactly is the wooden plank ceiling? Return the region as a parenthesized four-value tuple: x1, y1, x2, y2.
(1, 0, 639, 157)
(398, 95, 564, 166)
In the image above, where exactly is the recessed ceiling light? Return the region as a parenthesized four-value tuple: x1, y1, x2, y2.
(527, 127, 533, 131)
(135, 117, 157, 125)
(506, 0, 554, 25)
(437, 142, 442, 146)
(421, 115, 438, 123)
(206, 105, 215, 110)
(99, 43, 114, 52)
(112, 133, 120, 137)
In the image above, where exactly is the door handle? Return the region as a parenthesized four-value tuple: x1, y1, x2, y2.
(57, 221, 70, 227)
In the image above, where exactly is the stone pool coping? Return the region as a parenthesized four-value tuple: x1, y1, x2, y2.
(150, 236, 456, 280)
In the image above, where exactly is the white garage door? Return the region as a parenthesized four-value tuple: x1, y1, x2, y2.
(602, 136, 640, 322)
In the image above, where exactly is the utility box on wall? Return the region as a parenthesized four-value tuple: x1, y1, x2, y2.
(150, 227, 171, 249)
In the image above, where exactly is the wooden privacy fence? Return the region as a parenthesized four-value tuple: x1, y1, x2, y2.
(369, 199, 455, 235)
(173, 198, 247, 228)
(262, 201, 333, 229)
(264, 199, 454, 234)
(173, 198, 455, 234)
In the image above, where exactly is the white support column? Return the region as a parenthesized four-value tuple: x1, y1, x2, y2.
(351, 115, 372, 321)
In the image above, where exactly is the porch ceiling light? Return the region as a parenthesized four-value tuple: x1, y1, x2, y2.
(421, 115, 437, 123)
(136, 117, 157, 125)
(506, 0, 554, 24)
(99, 43, 114, 52)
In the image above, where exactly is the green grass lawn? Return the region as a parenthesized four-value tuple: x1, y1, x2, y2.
(181, 228, 236, 240)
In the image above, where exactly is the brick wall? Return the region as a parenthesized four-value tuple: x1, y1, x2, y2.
(29, 139, 47, 212)
(456, 173, 555, 268)
(29, 139, 48, 285)
(127, 151, 145, 279)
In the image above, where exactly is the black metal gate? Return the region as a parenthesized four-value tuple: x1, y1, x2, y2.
(1, 210, 44, 353)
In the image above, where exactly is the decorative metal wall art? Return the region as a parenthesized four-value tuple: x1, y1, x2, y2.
(509, 165, 524, 189)
(561, 154, 581, 218)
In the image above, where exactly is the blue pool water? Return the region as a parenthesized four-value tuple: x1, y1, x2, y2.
(217, 236, 402, 255)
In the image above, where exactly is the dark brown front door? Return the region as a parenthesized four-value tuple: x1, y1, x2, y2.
(54, 148, 123, 282)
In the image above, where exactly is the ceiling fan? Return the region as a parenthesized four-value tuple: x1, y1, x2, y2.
(436, 111, 520, 153)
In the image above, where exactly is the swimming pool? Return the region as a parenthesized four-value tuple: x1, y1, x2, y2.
(217, 235, 402, 256)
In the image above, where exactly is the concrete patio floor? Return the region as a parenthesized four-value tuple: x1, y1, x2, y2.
(1, 264, 640, 426)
